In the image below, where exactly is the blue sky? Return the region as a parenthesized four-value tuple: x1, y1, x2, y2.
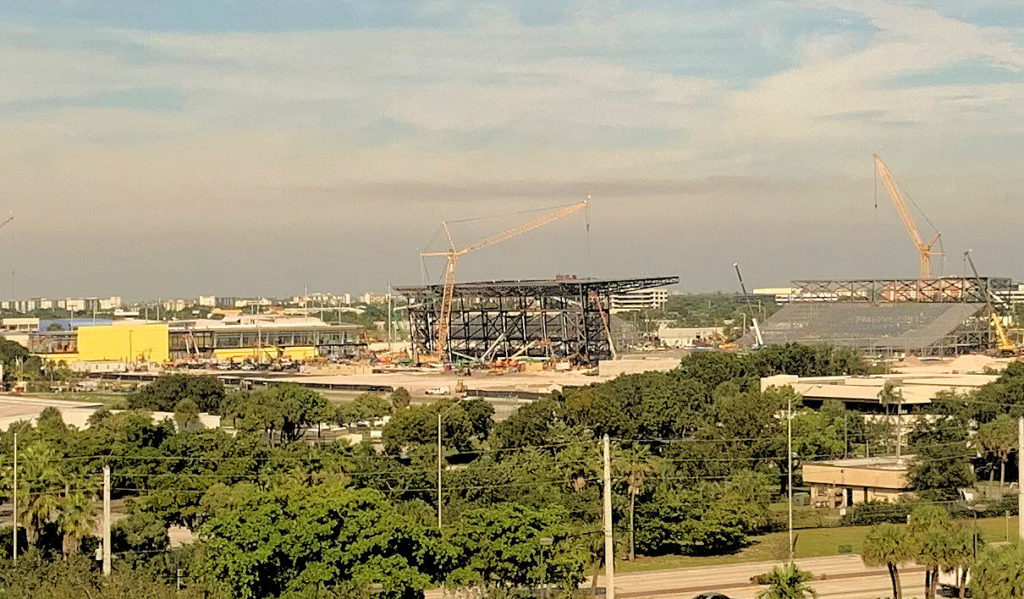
(1, 1, 1024, 298)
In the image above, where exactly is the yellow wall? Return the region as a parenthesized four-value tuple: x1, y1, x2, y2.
(76, 324, 170, 363)
(213, 346, 318, 362)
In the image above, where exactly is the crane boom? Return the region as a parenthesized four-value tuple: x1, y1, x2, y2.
(420, 200, 588, 362)
(873, 154, 942, 280)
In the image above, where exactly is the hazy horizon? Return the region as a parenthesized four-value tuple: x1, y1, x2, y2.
(3, 1, 1024, 300)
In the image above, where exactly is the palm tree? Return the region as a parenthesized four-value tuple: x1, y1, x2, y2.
(977, 415, 1016, 490)
(57, 491, 96, 557)
(940, 525, 975, 599)
(908, 504, 953, 599)
(17, 443, 62, 545)
(756, 563, 817, 599)
(615, 445, 656, 561)
(862, 523, 912, 599)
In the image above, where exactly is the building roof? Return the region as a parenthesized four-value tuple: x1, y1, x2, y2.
(740, 302, 986, 352)
(395, 276, 678, 299)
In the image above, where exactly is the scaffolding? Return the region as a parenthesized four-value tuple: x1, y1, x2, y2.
(395, 276, 678, 365)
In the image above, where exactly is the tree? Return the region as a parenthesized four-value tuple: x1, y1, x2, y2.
(57, 491, 95, 557)
(232, 384, 331, 444)
(127, 374, 225, 413)
(336, 392, 392, 426)
(756, 563, 817, 599)
(970, 541, 1024, 599)
(908, 504, 952, 599)
(862, 523, 912, 599)
(615, 444, 656, 560)
(17, 442, 62, 545)
(976, 414, 1017, 489)
(390, 387, 411, 410)
(200, 483, 435, 599)
(909, 416, 975, 500)
(173, 398, 200, 430)
(445, 503, 588, 594)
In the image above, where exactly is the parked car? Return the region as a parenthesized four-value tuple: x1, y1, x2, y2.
(692, 593, 732, 599)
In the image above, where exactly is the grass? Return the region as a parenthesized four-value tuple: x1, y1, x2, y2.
(616, 515, 1022, 574)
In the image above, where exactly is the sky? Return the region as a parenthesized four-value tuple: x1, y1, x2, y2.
(2, 1, 1024, 300)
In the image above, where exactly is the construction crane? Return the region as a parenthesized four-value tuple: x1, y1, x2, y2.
(964, 249, 1018, 355)
(873, 154, 943, 280)
(733, 262, 764, 348)
(420, 200, 588, 362)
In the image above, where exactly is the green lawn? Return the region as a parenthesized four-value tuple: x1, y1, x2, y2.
(617, 515, 1021, 574)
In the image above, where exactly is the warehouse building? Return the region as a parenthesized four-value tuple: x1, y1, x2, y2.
(28, 318, 362, 367)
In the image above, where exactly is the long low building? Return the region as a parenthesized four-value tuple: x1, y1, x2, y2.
(762, 372, 999, 412)
(25, 318, 363, 366)
(803, 456, 912, 508)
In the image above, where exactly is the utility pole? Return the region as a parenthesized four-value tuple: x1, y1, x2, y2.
(602, 434, 615, 599)
(437, 414, 443, 529)
(103, 465, 111, 575)
(787, 395, 794, 563)
(1018, 417, 1023, 540)
(11, 430, 17, 561)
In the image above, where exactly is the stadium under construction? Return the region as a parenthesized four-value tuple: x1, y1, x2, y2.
(396, 276, 678, 365)
(742, 276, 1015, 355)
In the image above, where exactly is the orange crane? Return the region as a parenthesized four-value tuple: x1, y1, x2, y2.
(420, 200, 588, 362)
(873, 154, 943, 280)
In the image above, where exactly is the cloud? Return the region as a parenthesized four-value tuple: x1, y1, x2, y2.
(0, 2, 1023, 296)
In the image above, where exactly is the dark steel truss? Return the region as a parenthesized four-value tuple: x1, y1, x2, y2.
(789, 277, 1014, 305)
(395, 277, 678, 364)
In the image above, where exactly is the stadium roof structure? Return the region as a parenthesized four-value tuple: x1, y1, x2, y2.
(396, 276, 678, 364)
(394, 276, 678, 300)
(740, 302, 989, 355)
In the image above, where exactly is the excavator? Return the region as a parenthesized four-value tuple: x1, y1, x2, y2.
(964, 250, 1020, 356)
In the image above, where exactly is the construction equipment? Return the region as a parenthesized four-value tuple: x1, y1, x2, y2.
(733, 262, 764, 348)
(964, 250, 1019, 355)
(588, 290, 617, 360)
(873, 154, 943, 280)
(421, 200, 588, 362)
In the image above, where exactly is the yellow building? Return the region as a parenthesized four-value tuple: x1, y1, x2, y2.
(30, 319, 360, 365)
(76, 323, 170, 363)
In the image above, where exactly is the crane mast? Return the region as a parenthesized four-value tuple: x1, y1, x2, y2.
(873, 154, 942, 280)
(421, 200, 588, 362)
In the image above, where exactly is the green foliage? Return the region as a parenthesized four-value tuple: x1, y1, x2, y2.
(383, 398, 493, 454)
(226, 384, 331, 443)
(755, 563, 817, 599)
(199, 483, 435, 599)
(336, 392, 392, 425)
(971, 541, 1024, 599)
(0, 552, 199, 599)
(127, 374, 225, 413)
(839, 501, 915, 526)
(445, 503, 588, 592)
(635, 471, 772, 556)
(390, 387, 411, 410)
(908, 416, 975, 500)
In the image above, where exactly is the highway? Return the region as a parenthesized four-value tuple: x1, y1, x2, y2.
(598, 555, 925, 599)
(424, 555, 926, 599)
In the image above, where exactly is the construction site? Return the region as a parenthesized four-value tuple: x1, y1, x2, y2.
(4, 153, 1022, 402)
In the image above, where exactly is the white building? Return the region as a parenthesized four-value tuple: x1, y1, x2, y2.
(610, 288, 669, 313)
(197, 295, 217, 307)
(657, 325, 726, 348)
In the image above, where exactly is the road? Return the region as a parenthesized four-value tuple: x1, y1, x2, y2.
(425, 555, 925, 599)
(597, 555, 924, 599)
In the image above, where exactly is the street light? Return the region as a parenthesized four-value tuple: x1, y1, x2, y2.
(11, 419, 33, 561)
(437, 398, 463, 529)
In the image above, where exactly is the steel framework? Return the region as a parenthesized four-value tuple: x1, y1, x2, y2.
(396, 276, 678, 364)
(789, 277, 1014, 305)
